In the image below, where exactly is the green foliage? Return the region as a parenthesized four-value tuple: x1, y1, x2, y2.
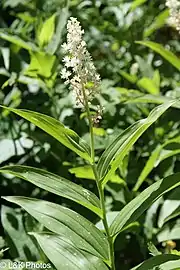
(1, 106, 92, 162)
(0, 0, 180, 269)
(131, 254, 180, 270)
(3, 196, 108, 261)
(136, 41, 180, 71)
(110, 173, 180, 237)
(30, 233, 109, 270)
(37, 14, 56, 48)
(97, 101, 175, 185)
(0, 166, 102, 216)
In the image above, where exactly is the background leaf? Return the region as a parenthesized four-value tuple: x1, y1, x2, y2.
(38, 14, 56, 48)
(136, 41, 180, 71)
(1, 205, 39, 261)
(110, 173, 180, 237)
(131, 254, 180, 270)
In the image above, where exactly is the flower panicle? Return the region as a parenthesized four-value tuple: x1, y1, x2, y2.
(61, 17, 101, 107)
(166, 0, 180, 33)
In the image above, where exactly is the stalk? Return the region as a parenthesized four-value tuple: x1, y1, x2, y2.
(82, 86, 115, 270)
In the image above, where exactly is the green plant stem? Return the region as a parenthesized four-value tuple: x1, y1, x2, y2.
(94, 167, 115, 270)
(82, 86, 115, 269)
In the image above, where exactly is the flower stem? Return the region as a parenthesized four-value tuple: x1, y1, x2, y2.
(93, 166, 116, 270)
(82, 86, 115, 269)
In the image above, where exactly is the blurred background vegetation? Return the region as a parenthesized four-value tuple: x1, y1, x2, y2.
(0, 0, 180, 269)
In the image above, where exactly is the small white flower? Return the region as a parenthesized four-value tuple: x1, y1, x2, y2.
(166, 0, 180, 33)
(70, 57, 80, 68)
(61, 17, 101, 107)
(61, 68, 71, 80)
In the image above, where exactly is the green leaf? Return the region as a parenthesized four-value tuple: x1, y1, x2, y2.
(119, 70, 137, 83)
(25, 52, 56, 78)
(110, 172, 180, 237)
(0, 165, 101, 216)
(136, 41, 180, 71)
(134, 136, 180, 191)
(137, 77, 159, 95)
(131, 0, 148, 11)
(47, 7, 69, 54)
(69, 165, 95, 180)
(157, 219, 180, 242)
(158, 189, 180, 227)
(125, 94, 180, 109)
(69, 166, 125, 184)
(0, 32, 38, 51)
(38, 14, 56, 48)
(164, 206, 180, 223)
(152, 70, 161, 89)
(147, 242, 161, 256)
(131, 254, 180, 270)
(144, 9, 169, 37)
(1, 205, 39, 261)
(97, 101, 176, 185)
(30, 233, 109, 270)
(0, 106, 92, 163)
(133, 145, 162, 191)
(93, 128, 106, 137)
(3, 197, 109, 261)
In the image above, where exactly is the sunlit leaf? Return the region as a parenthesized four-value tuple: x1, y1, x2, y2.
(137, 77, 159, 95)
(25, 52, 56, 78)
(136, 41, 180, 71)
(0, 106, 92, 163)
(38, 14, 56, 48)
(131, 0, 148, 11)
(144, 9, 169, 37)
(119, 70, 137, 83)
(69, 165, 95, 180)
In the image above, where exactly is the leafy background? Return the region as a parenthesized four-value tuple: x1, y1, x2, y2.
(0, 0, 180, 269)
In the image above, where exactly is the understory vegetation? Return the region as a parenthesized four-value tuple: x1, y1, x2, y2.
(0, 0, 180, 269)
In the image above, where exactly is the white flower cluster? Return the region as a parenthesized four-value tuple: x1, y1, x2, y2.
(166, 0, 180, 33)
(61, 17, 101, 107)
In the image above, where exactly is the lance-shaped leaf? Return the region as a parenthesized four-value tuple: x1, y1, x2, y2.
(134, 136, 180, 191)
(97, 101, 176, 185)
(30, 233, 109, 270)
(3, 197, 109, 261)
(0, 32, 38, 51)
(136, 41, 180, 71)
(125, 94, 180, 109)
(110, 173, 180, 237)
(0, 166, 102, 217)
(38, 14, 56, 48)
(0, 106, 92, 163)
(131, 254, 180, 270)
